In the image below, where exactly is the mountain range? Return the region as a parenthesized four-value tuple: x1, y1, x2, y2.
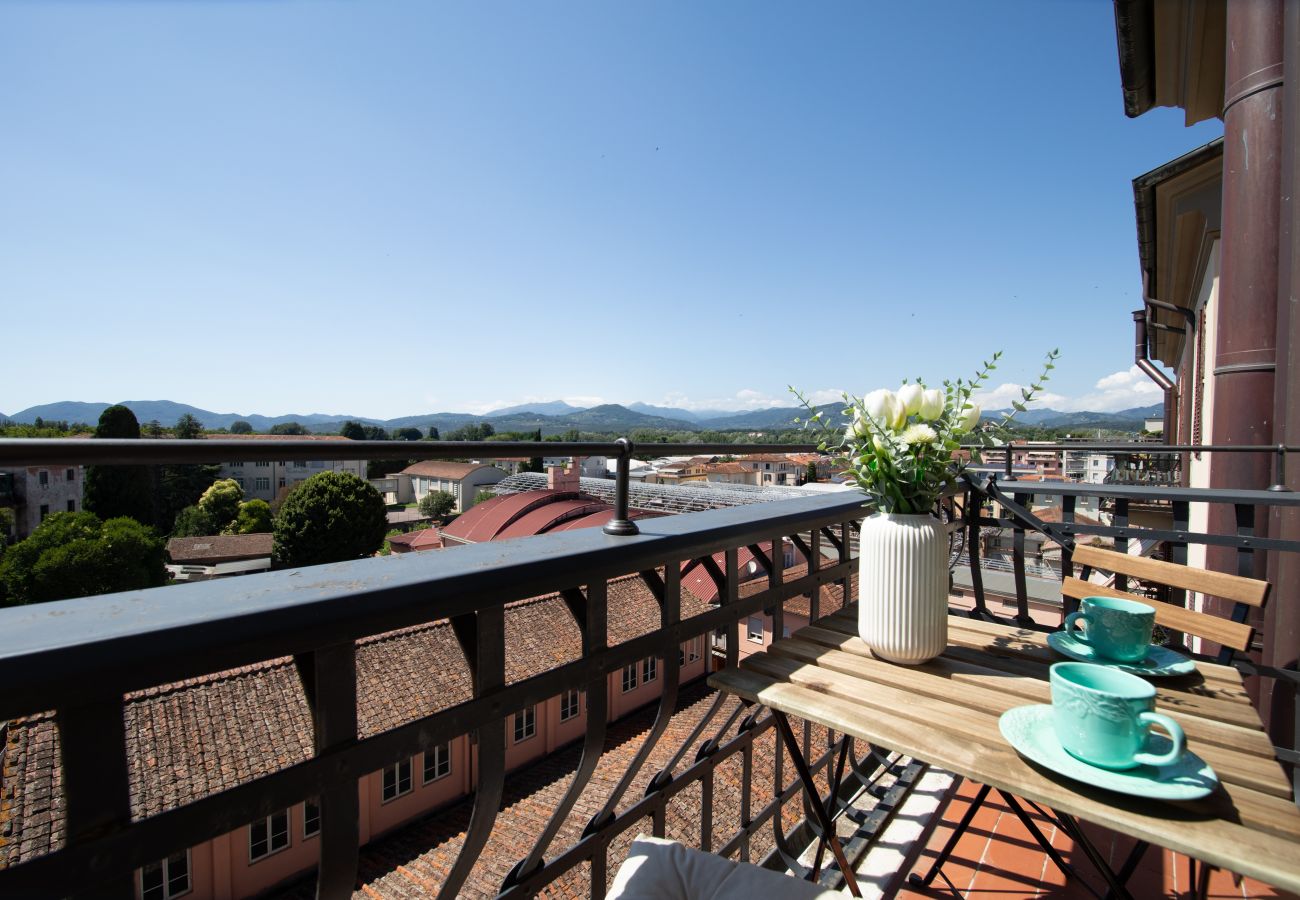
(1, 399, 1164, 435)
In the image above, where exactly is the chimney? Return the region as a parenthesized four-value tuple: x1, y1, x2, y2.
(546, 462, 580, 493)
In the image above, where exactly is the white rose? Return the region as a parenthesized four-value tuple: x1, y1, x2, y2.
(955, 402, 981, 433)
(918, 389, 944, 421)
(896, 384, 923, 417)
(862, 389, 904, 430)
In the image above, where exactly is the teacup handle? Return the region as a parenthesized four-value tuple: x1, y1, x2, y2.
(1134, 712, 1186, 767)
(1064, 610, 1091, 643)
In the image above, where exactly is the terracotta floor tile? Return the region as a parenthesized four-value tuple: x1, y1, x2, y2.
(891, 785, 1295, 900)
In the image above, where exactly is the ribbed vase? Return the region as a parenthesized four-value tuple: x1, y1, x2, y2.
(858, 512, 948, 665)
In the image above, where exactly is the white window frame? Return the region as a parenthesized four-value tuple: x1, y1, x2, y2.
(559, 689, 581, 722)
(140, 849, 192, 900)
(747, 616, 765, 643)
(423, 744, 452, 783)
(621, 663, 638, 693)
(249, 810, 290, 862)
(303, 798, 320, 838)
(641, 656, 657, 684)
(255, 476, 271, 491)
(381, 758, 413, 802)
(688, 638, 701, 662)
(513, 706, 537, 743)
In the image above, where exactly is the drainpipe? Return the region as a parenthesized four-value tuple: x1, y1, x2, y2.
(1264, 0, 1298, 759)
(1209, 0, 1284, 699)
(1132, 309, 1175, 437)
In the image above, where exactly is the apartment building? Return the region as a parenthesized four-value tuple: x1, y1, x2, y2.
(209, 436, 366, 503)
(0, 464, 83, 540)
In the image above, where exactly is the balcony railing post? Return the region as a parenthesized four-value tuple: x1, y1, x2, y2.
(1270, 444, 1288, 491)
(293, 643, 360, 900)
(57, 697, 134, 899)
(603, 437, 639, 536)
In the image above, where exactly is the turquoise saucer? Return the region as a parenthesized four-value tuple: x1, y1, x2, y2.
(999, 705, 1218, 801)
(1047, 630, 1197, 677)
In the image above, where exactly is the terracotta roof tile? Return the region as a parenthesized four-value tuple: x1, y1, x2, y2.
(275, 681, 834, 899)
(399, 462, 499, 480)
(166, 534, 274, 563)
(0, 574, 712, 867)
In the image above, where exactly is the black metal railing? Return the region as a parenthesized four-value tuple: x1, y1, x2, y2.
(0, 437, 889, 899)
(2, 437, 1298, 897)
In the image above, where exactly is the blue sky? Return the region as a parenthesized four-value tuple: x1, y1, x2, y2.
(1, 1, 1221, 420)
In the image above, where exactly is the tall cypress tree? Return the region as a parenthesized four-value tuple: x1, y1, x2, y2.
(83, 405, 156, 526)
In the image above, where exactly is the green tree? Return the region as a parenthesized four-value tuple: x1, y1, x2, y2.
(83, 404, 156, 526)
(230, 420, 254, 434)
(174, 413, 203, 439)
(198, 479, 244, 532)
(339, 420, 367, 440)
(159, 415, 219, 533)
(394, 427, 423, 441)
(273, 471, 387, 566)
(417, 490, 456, 520)
(473, 490, 496, 506)
(234, 499, 273, 533)
(171, 505, 217, 538)
(143, 419, 165, 438)
(526, 428, 544, 473)
(805, 461, 818, 484)
(270, 421, 309, 435)
(427, 426, 440, 440)
(0, 512, 166, 606)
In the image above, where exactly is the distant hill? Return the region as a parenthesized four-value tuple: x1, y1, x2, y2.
(626, 402, 740, 422)
(986, 403, 1162, 431)
(485, 400, 582, 417)
(5, 399, 1162, 436)
(6, 400, 385, 432)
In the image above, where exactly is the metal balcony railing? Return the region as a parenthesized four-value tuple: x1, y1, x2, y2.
(1, 437, 1298, 897)
(0, 437, 893, 899)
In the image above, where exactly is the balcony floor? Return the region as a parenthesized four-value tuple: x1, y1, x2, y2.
(890, 776, 1299, 900)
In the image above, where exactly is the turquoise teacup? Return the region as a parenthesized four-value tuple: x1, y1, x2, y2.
(1063, 595, 1155, 663)
(1050, 662, 1185, 770)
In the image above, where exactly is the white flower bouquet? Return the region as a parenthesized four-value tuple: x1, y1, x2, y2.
(792, 349, 1059, 515)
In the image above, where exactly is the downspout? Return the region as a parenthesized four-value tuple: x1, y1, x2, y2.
(1132, 309, 1175, 437)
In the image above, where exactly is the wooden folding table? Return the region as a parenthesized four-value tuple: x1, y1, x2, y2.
(708, 610, 1300, 896)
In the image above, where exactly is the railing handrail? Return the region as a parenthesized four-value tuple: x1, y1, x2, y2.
(0, 490, 867, 721)
(959, 473, 1300, 507)
(962, 442, 1300, 453)
(0, 438, 823, 467)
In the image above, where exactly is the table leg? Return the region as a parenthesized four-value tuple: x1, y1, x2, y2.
(1055, 814, 1136, 900)
(908, 780, 991, 889)
(772, 711, 862, 897)
(810, 736, 851, 882)
(999, 792, 1083, 884)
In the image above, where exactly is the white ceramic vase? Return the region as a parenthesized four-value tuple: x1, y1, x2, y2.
(857, 512, 949, 665)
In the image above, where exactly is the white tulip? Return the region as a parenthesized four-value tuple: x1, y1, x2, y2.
(955, 402, 981, 433)
(896, 384, 923, 417)
(862, 389, 904, 430)
(918, 389, 944, 421)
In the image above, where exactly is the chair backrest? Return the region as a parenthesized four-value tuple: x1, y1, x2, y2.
(1061, 545, 1270, 653)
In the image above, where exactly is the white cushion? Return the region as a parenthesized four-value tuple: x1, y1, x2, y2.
(607, 835, 844, 899)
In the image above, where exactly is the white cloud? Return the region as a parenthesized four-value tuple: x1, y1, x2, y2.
(971, 383, 1069, 411)
(972, 366, 1166, 413)
(1064, 366, 1166, 412)
(656, 388, 836, 412)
